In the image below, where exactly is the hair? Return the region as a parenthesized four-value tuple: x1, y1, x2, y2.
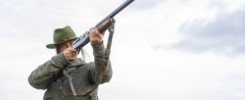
(80, 48, 90, 62)
(55, 45, 60, 54)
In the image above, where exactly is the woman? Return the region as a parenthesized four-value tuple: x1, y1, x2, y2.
(28, 26, 112, 100)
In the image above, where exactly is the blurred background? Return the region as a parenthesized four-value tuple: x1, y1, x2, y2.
(1, 0, 245, 100)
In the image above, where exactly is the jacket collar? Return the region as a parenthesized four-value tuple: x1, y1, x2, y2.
(65, 58, 86, 68)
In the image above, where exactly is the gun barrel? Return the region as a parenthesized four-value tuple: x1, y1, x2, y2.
(95, 0, 134, 27)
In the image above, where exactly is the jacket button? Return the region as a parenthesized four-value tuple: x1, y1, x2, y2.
(59, 86, 62, 89)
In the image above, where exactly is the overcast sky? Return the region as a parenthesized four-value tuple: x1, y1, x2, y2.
(1, 0, 245, 100)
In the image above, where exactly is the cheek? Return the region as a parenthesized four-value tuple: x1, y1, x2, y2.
(59, 47, 67, 52)
(59, 46, 66, 52)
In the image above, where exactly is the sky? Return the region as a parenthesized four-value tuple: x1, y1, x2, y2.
(1, 0, 245, 100)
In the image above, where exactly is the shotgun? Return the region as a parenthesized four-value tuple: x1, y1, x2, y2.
(72, 0, 134, 52)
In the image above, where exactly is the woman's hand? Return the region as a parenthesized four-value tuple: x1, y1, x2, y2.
(89, 28, 103, 45)
(63, 47, 77, 61)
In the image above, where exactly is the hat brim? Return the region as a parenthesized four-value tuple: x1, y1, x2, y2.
(46, 44, 56, 49)
(46, 37, 77, 49)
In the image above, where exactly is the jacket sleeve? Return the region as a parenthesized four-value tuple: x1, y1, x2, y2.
(28, 53, 69, 89)
(89, 42, 113, 84)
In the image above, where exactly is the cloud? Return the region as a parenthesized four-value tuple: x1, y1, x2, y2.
(172, 5, 245, 55)
(130, 0, 165, 10)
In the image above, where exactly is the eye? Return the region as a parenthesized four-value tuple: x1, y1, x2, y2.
(59, 44, 67, 49)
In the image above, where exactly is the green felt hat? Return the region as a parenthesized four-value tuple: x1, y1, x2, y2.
(46, 26, 77, 49)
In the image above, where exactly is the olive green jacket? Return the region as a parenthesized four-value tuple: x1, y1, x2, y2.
(28, 43, 112, 100)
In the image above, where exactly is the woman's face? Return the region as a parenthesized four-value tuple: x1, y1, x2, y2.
(57, 40, 73, 53)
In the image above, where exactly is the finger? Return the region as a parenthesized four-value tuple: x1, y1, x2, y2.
(69, 48, 76, 52)
(93, 30, 101, 37)
(89, 28, 95, 38)
(70, 49, 77, 56)
(94, 28, 98, 33)
(90, 28, 95, 33)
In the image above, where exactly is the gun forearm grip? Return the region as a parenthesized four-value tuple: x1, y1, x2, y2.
(97, 18, 114, 34)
